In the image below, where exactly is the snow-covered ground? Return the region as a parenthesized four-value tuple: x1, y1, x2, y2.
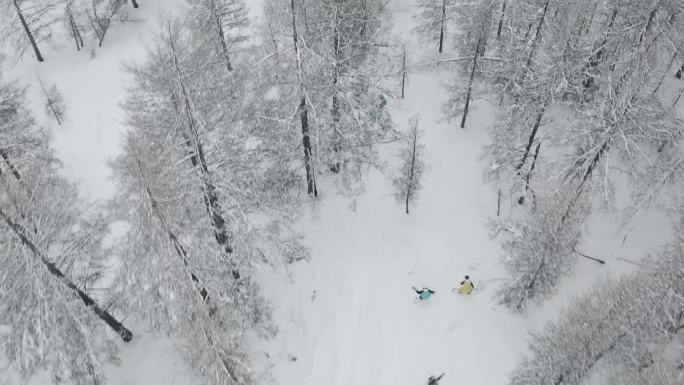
(249, 51, 673, 385)
(5, 0, 190, 202)
(3, 0, 675, 384)
(248, 2, 673, 385)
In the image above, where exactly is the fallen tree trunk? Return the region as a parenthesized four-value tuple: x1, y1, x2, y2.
(0, 207, 133, 342)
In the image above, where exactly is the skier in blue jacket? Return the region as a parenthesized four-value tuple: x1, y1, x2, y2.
(412, 286, 435, 301)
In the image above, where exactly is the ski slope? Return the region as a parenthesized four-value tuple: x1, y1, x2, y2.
(250, 2, 674, 385)
(252, 80, 530, 385)
(3, 0, 675, 384)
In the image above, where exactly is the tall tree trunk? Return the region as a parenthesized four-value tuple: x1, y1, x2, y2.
(299, 97, 317, 196)
(175, 72, 234, 256)
(512, 28, 573, 161)
(496, 1, 506, 38)
(165, 33, 240, 282)
(0, 149, 38, 234)
(438, 0, 446, 53)
(593, 8, 618, 64)
(637, 8, 657, 48)
(68, 8, 84, 51)
(406, 127, 418, 214)
(210, 0, 233, 72)
(137, 165, 209, 302)
(496, 188, 501, 216)
(401, 48, 406, 98)
(522, 21, 534, 41)
(0, 149, 22, 181)
(290, 0, 317, 197)
(38, 78, 62, 126)
(672, 88, 683, 108)
(524, 141, 542, 193)
(461, 30, 484, 128)
(359, 0, 367, 37)
(0, 208, 133, 342)
(652, 41, 681, 94)
(461, 6, 493, 127)
(584, 2, 597, 35)
(612, 7, 660, 96)
(330, 7, 341, 173)
(519, 0, 551, 83)
(13, 0, 44, 62)
(561, 141, 609, 223)
(584, 7, 619, 88)
(97, 20, 110, 47)
(135, 163, 239, 382)
(515, 98, 549, 171)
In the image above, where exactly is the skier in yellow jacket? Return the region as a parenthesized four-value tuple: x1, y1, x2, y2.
(458, 275, 475, 294)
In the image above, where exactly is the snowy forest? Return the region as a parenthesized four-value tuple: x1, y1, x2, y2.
(0, 0, 683, 384)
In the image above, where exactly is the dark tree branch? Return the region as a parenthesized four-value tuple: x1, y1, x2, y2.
(0, 208, 133, 342)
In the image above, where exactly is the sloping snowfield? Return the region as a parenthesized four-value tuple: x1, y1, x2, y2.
(250, 2, 674, 385)
(4, 0, 674, 384)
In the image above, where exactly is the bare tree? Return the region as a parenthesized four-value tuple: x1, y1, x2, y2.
(442, 0, 494, 129)
(87, 0, 127, 47)
(188, 0, 248, 72)
(2, 0, 58, 62)
(393, 115, 425, 214)
(261, 0, 395, 196)
(65, 0, 85, 51)
(288, 0, 317, 196)
(415, 0, 455, 53)
(38, 78, 65, 125)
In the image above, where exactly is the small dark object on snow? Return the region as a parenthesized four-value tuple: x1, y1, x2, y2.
(288, 354, 297, 362)
(572, 249, 606, 264)
(676, 65, 683, 79)
(427, 372, 445, 385)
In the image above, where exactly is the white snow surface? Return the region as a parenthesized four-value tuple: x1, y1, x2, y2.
(6, 0, 186, 201)
(251, 2, 673, 385)
(3, 0, 676, 384)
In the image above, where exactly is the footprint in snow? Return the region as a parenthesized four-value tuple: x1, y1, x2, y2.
(446, 320, 461, 333)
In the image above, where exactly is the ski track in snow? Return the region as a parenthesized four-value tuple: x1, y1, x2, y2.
(3, 0, 676, 384)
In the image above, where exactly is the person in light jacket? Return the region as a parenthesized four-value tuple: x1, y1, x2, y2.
(458, 275, 475, 294)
